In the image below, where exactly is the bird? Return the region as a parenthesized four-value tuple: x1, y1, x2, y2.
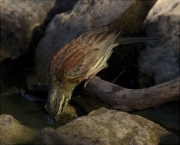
(46, 24, 158, 121)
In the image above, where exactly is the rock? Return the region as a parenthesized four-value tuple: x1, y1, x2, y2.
(35, 108, 179, 145)
(0, 114, 38, 144)
(46, 102, 85, 125)
(0, 139, 7, 145)
(138, 0, 180, 86)
(0, 0, 77, 92)
(0, 0, 77, 61)
(35, 0, 137, 84)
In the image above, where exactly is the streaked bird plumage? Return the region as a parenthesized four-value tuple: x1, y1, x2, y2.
(46, 24, 157, 120)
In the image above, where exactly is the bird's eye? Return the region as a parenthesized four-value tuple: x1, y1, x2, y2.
(57, 77, 62, 83)
(55, 74, 65, 87)
(55, 73, 63, 83)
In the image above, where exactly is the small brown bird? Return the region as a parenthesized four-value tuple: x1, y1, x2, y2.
(46, 24, 157, 120)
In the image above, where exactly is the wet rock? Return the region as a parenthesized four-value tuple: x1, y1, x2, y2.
(138, 0, 180, 86)
(0, 114, 38, 144)
(0, 0, 77, 61)
(35, 108, 179, 145)
(35, 0, 137, 84)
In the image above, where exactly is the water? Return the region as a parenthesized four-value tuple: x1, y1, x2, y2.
(0, 89, 55, 130)
(133, 100, 180, 136)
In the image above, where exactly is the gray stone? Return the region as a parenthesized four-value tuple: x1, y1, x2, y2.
(0, 0, 77, 92)
(0, 0, 76, 60)
(138, 0, 180, 85)
(35, 108, 179, 145)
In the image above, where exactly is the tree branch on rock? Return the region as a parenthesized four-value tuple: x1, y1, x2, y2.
(81, 76, 180, 112)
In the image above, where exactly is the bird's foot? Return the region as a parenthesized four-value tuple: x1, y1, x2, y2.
(84, 74, 95, 88)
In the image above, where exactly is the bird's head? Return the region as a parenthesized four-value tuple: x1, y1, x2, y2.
(45, 85, 72, 121)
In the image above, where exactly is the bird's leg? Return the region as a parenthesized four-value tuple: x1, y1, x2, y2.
(84, 63, 108, 88)
(111, 70, 125, 83)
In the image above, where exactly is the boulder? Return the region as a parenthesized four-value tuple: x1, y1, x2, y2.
(35, 108, 179, 145)
(138, 0, 180, 86)
(0, 0, 77, 60)
(0, 0, 77, 92)
(0, 114, 38, 144)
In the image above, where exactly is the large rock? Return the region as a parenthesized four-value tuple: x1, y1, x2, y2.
(35, 0, 137, 84)
(0, 114, 38, 144)
(0, 0, 76, 60)
(35, 108, 179, 145)
(0, 0, 77, 92)
(138, 0, 180, 86)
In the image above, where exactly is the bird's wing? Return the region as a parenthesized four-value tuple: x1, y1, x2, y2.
(49, 26, 110, 79)
(64, 27, 122, 79)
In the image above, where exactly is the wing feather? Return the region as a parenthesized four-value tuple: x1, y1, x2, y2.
(64, 28, 121, 78)
(50, 26, 122, 82)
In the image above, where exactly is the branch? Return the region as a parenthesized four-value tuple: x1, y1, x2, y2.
(83, 76, 180, 111)
(23, 76, 179, 112)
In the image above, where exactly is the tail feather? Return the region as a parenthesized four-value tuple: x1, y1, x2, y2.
(113, 37, 159, 47)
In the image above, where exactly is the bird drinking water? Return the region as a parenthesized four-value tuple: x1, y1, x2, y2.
(46, 24, 158, 121)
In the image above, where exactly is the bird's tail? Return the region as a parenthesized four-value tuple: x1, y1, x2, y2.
(113, 37, 159, 47)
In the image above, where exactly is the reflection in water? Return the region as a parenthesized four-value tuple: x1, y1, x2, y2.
(0, 91, 56, 130)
